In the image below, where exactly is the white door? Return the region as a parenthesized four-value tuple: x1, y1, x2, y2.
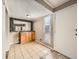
(54, 4, 77, 59)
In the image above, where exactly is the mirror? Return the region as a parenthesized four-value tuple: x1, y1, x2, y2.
(10, 17, 33, 32)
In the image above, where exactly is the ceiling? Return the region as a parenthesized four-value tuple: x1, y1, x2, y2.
(5, 0, 71, 20)
(5, 0, 53, 20)
(44, 0, 70, 8)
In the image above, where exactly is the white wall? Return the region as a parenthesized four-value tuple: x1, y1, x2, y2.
(2, 4, 19, 53)
(34, 17, 44, 42)
(7, 20, 32, 47)
(2, 4, 9, 59)
(54, 4, 77, 59)
(2, 4, 18, 53)
(7, 20, 31, 49)
(34, 4, 77, 59)
(7, 32, 19, 47)
(34, 15, 54, 48)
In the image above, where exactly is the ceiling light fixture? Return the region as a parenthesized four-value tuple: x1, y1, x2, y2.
(26, 14, 30, 18)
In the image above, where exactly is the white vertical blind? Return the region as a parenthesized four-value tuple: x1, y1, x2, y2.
(43, 15, 52, 44)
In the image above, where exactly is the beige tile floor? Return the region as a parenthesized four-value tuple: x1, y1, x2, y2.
(8, 42, 54, 59)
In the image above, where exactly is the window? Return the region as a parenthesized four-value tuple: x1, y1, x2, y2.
(43, 15, 52, 45)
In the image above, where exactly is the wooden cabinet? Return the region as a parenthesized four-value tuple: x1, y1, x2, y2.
(20, 31, 35, 44)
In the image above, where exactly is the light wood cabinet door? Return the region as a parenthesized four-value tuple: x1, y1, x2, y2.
(20, 32, 35, 44)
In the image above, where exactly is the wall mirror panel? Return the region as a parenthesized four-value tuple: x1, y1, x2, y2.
(10, 17, 33, 32)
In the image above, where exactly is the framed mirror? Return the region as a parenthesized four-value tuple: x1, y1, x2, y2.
(10, 17, 33, 32)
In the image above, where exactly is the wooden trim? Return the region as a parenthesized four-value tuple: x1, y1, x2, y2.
(10, 29, 34, 32)
(53, 0, 77, 12)
(36, 41, 71, 59)
(10, 31, 35, 32)
(31, 22, 33, 31)
(10, 17, 33, 22)
(35, 0, 53, 12)
(36, 41, 53, 50)
(51, 50, 71, 59)
(35, 0, 77, 12)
